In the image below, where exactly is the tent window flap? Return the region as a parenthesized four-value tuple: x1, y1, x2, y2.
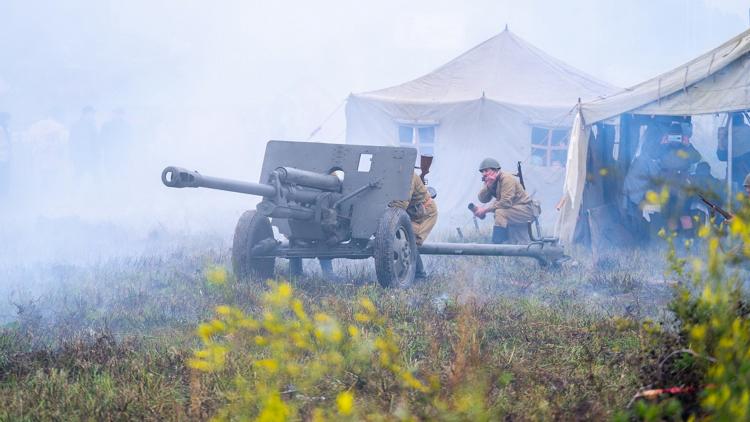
(398, 124, 436, 156)
(530, 126, 569, 167)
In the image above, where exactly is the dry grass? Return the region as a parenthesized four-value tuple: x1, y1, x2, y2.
(0, 237, 675, 420)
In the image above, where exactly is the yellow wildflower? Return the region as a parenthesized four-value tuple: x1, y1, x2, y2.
(188, 359, 212, 371)
(359, 297, 377, 314)
(354, 312, 371, 323)
(211, 345, 227, 366)
(336, 391, 354, 415)
(347, 325, 359, 337)
(197, 323, 214, 342)
(690, 324, 706, 341)
(257, 392, 290, 422)
(292, 299, 308, 321)
(255, 359, 279, 373)
(210, 320, 227, 332)
(277, 282, 292, 299)
(205, 266, 227, 285)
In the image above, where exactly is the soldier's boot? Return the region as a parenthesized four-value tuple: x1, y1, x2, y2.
(415, 254, 427, 279)
(492, 225, 509, 244)
(318, 258, 342, 282)
(290, 258, 303, 277)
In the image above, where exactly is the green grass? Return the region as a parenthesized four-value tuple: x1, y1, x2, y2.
(0, 240, 675, 420)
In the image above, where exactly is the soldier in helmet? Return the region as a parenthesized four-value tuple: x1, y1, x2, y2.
(473, 157, 537, 244)
(389, 170, 438, 279)
(745, 173, 750, 197)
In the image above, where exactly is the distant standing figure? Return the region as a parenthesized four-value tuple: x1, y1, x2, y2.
(0, 112, 11, 197)
(623, 140, 662, 209)
(658, 121, 702, 232)
(717, 112, 750, 189)
(69, 106, 98, 178)
(473, 157, 537, 244)
(100, 108, 132, 170)
(24, 117, 70, 201)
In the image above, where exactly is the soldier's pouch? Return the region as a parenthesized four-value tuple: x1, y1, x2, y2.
(408, 203, 427, 220)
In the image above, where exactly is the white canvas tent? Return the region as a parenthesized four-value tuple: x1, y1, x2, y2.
(558, 28, 750, 245)
(346, 28, 618, 231)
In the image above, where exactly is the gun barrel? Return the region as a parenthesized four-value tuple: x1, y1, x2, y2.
(162, 166, 277, 197)
(275, 166, 342, 192)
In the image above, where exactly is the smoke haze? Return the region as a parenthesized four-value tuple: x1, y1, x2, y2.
(0, 0, 747, 265)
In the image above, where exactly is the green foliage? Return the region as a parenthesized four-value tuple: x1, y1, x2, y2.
(189, 281, 500, 421)
(632, 193, 750, 420)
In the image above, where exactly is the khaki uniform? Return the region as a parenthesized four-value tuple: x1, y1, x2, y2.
(478, 171, 537, 227)
(390, 173, 438, 245)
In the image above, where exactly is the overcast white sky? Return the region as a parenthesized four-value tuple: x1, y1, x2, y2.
(0, 0, 747, 133)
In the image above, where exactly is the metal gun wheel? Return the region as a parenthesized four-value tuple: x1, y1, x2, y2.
(232, 210, 276, 281)
(374, 207, 416, 288)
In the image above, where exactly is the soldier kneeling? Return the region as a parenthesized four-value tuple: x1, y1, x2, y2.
(472, 158, 538, 244)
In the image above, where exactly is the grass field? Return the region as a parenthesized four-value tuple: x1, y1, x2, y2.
(0, 236, 677, 420)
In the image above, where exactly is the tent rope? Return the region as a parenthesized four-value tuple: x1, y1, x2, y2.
(307, 98, 347, 141)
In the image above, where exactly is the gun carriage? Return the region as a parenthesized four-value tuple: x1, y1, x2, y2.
(162, 140, 564, 288)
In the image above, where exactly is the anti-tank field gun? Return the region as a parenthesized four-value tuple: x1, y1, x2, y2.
(162, 140, 564, 287)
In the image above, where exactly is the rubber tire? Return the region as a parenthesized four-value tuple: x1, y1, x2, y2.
(374, 207, 417, 288)
(232, 210, 275, 281)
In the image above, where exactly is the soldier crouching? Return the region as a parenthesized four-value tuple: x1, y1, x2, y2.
(472, 158, 537, 244)
(389, 172, 438, 278)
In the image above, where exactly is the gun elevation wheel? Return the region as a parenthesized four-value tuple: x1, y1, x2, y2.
(232, 210, 276, 281)
(374, 207, 416, 288)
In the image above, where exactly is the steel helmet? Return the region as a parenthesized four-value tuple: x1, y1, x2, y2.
(478, 157, 500, 172)
(744, 172, 750, 188)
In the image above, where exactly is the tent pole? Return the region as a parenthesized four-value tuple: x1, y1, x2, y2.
(728, 114, 734, 213)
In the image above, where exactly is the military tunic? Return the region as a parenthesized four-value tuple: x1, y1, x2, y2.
(478, 171, 537, 228)
(390, 173, 438, 245)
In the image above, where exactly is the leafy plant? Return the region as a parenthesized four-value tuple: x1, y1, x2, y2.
(188, 281, 493, 420)
(630, 192, 750, 420)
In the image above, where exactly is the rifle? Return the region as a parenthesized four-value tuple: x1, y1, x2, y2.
(419, 155, 438, 199)
(698, 193, 733, 220)
(419, 155, 433, 185)
(515, 161, 526, 190)
(514, 160, 543, 239)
